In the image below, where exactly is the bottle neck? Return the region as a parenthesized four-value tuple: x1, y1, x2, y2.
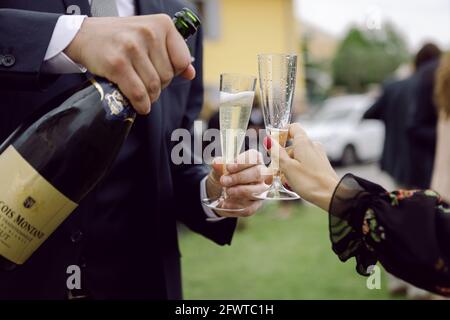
(174, 19, 195, 39)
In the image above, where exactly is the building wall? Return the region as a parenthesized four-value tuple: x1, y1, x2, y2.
(302, 22, 338, 62)
(202, 0, 304, 100)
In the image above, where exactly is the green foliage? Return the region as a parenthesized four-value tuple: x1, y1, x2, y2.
(332, 23, 409, 92)
(180, 203, 394, 299)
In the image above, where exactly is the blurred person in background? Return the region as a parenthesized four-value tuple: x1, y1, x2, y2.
(407, 44, 442, 189)
(263, 123, 450, 298)
(432, 53, 450, 202)
(363, 43, 442, 299)
(364, 43, 441, 189)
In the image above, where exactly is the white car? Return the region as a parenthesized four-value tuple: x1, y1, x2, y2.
(296, 95, 385, 166)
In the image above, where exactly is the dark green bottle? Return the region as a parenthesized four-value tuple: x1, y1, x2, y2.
(0, 8, 200, 270)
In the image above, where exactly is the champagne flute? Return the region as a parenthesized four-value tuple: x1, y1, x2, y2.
(202, 73, 257, 213)
(255, 53, 300, 200)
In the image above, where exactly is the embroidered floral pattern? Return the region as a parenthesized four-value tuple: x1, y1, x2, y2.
(387, 189, 422, 206)
(435, 258, 449, 273)
(362, 209, 385, 243)
(438, 204, 450, 214)
(435, 286, 450, 296)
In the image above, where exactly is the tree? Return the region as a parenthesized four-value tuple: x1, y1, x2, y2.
(332, 23, 409, 92)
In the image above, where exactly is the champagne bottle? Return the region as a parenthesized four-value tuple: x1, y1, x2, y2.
(0, 8, 200, 270)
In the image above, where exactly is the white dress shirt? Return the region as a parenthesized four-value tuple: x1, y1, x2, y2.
(42, 0, 136, 73)
(42, 0, 224, 221)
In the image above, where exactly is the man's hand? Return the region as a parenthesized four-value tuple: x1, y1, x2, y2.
(206, 150, 267, 218)
(64, 14, 195, 114)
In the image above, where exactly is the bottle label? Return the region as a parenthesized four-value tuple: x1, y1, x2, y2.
(0, 146, 78, 264)
(91, 79, 135, 123)
(103, 89, 134, 121)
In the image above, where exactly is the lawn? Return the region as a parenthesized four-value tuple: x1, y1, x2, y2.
(179, 202, 392, 299)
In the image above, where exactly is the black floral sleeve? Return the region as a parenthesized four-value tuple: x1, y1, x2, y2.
(329, 174, 450, 296)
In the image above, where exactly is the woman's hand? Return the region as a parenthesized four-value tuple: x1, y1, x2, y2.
(266, 123, 340, 211)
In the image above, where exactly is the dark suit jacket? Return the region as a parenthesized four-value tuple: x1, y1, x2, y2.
(364, 77, 414, 187)
(407, 60, 439, 189)
(0, 0, 237, 299)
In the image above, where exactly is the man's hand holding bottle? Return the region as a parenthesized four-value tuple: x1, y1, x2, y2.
(64, 14, 195, 114)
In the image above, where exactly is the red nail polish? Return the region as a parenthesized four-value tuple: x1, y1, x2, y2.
(263, 136, 272, 150)
(284, 182, 292, 191)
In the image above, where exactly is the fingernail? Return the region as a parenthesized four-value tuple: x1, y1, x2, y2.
(263, 136, 272, 150)
(284, 182, 292, 191)
(221, 176, 232, 186)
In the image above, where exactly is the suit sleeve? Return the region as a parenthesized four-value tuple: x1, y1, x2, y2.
(0, 9, 61, 91)
(364, 96, 384, 120)
(363, 84, 389, 120)
(171, 28, 237, 246)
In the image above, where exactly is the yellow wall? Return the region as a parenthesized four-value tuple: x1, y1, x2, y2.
(203, 0, 304, 98)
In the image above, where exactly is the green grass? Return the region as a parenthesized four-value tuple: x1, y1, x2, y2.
(180, 202, 392, 299)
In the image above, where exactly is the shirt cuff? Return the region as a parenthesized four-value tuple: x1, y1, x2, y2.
(200, 176, 227, 222)
(42, 15, 87, 74)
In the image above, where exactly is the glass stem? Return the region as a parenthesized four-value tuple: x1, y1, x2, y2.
(272, 172, 283, 195)
(271, 146, 283, 193)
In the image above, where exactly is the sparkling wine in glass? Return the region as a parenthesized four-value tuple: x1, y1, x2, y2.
(255, 53, 300, 200)
(202, 73, 256, 213)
